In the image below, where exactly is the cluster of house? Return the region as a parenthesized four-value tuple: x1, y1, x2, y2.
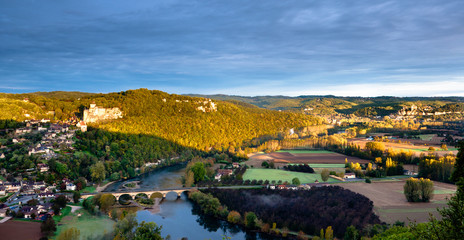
(17, 203, 54, 220)
(0, 198, 62, 220)
(27, 124, 76, 158)
(214, 162, 240, 181)
(0, 180, 54, 196)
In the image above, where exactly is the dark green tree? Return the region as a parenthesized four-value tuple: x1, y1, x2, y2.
(73, 191, 81, 203)
(451, 141, 464, 182)
(134, 221, 163, 240)
(292, 177, 301, 185)
(41, 217, 57, 237)
(245, 212, 257, 229)
(191, 162, 206, 183)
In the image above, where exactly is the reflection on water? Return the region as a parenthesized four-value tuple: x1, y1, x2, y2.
(104, 164, 186, 192)
(108, 164, 282, 239)
(136, 194, 283, 240)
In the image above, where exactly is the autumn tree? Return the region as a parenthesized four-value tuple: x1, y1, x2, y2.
(325, 226, 334, 240)
(57, 227, 80, 240)
(90, 161, 106, 183)
(404, 178, 433, 202)
(227, 211, 241, 224)
(98, 193, 116, 212)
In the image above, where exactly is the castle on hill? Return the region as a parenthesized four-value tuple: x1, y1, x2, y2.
(83, 103, 123, 123)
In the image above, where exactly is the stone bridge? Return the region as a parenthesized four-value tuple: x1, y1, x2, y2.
(81, 188, 193, 201)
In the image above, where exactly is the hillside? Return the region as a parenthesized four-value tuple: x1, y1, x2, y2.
(0, 89, 323, 151)
(188, 94, 464, 117)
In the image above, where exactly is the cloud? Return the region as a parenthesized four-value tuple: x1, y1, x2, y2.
(0, 0, 463, 96)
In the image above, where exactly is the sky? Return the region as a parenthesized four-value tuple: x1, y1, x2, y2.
(1, 0, 464, 97)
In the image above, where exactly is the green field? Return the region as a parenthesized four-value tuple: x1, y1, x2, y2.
(277, 150, 334, 154)
(243, 169, 339, 183)
(80, 186, 96, 193)
(53, 206, 71, 222)
(54, 208, 114, 240)
(418, 134, 435, 141)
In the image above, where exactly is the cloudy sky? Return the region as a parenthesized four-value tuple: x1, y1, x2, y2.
(1, 0, 464, 96)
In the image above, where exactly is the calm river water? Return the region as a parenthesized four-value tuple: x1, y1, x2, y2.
(104, 165, 282, 240)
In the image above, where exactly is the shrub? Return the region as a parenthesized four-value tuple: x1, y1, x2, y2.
(321, 169, 330, 182)
(227, 211, 241, 224)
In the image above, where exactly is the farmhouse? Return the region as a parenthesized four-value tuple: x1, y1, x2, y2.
(344, 173, 356, 179)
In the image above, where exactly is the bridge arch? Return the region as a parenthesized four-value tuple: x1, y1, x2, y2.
(118, 194, 133, 205)
(135, 193, 149, 200)
(150, 192, 164, 199)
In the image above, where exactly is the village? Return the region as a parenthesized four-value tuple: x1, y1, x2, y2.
(0, 118, 85, 222)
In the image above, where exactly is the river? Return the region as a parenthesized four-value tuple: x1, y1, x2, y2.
(104, 165, 283, 240)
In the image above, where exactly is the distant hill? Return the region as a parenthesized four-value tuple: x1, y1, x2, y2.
(187, 94, 464, 117)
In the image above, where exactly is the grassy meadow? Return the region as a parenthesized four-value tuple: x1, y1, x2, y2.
(243, 168, 339, 183)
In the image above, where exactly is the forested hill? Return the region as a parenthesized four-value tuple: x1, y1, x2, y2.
(0, 89, 323, 151)
(89, 89, 324, 151)
(188, 94, 464, 116)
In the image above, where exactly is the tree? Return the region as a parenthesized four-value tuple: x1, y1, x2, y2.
(41, 217, 57, 237)
(73, 191, 81, 204)
(191, 162, 206, 183)
(419, 178, 434, 202)
(325, 226, 334, 240)
(99, 193, 116, 212)
(134, 221, 163, 240)
(261, 161, 269, 168)
(344, 225, 360, 240)
(435, 178, 464, 238)
(184, 170, 194, 187)
(451, 141, 464, 182)
(55, 195, 68, 208)
(404, 178, 421, 202)
(114, 213, 138, 240)
(441, 144, 448, 151)
(404, 178, 433, 202)
(90, 161, 106, 183)
(227, 211, 241, 224)
(292, 177, 301, 185)
(27, 198, 39, 206)
(57, 227, 80, 240)
(321, 169, 330, 182)
(245, 212, 257, 229)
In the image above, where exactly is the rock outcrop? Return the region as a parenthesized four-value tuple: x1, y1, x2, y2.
(83, 104, 123, 123)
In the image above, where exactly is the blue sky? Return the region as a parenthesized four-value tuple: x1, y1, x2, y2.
(1, 0, 464, 96)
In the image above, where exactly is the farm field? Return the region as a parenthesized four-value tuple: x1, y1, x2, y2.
(246, 150, 369, 168)
(243, 169, 340, 183)
(0, 220, 42, 240)
(336, 180, 457, 224)
(53, 207, 114, 240)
